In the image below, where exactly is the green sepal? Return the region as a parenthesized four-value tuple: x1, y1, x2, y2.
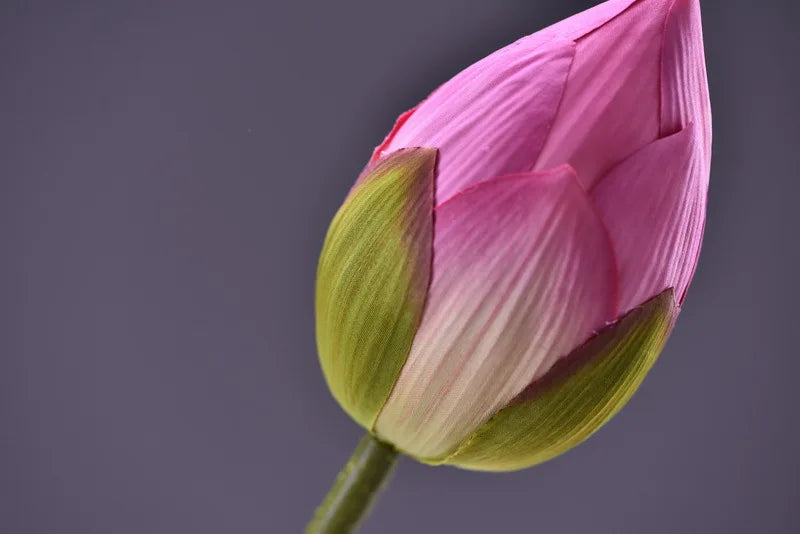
(438, 289, 678, 472)
(316, 148, 437, 430)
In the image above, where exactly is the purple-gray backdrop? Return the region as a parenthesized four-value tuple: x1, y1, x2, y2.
(2, 1, 799, 532)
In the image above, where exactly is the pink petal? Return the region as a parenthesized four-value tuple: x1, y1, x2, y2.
(535, 0, 673, 189)
(661, 0, 712, 172)
(381, 38, 575, 206)
(369, 0, 626, 165)
(591, 126, 705, 312)
(374, 167, 618, 459)
(536, 0, 639, 41)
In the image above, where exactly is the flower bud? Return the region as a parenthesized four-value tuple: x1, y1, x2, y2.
(316, 0, 711, 471)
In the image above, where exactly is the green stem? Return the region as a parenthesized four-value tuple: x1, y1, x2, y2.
(306, 433, 399, 534)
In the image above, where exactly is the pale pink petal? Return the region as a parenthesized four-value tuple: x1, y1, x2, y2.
(382, 38, 575, 206)
(591, 127, 705, 312)
(661, 0, 712, 173)
(535, 0, 673, 189)
(374, 167, 618, 459)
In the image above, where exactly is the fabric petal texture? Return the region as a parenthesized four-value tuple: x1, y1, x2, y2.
(374, 166, 618, 459)
(316, 148, 436, 429)
(535, 0, 672, 188)
(591, 127, 705, 311)
(661, 0, 712, 169)
(380, 38, 575, 205)
(441, 290, 678, 471)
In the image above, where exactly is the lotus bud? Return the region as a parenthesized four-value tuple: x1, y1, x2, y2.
(316, 0, 711, 471)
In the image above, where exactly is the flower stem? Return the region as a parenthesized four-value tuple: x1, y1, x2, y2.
(305, 433, 399, 534)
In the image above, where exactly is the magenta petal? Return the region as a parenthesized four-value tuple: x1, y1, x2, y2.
(661, 0, 712, 171)
(535, 0, 673, 189)
(374, 167, 618, 458)
(381, 39, 575, 206)
(591, 127, 705, 312)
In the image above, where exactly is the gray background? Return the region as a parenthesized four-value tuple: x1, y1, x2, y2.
(2, 1, 798, 532)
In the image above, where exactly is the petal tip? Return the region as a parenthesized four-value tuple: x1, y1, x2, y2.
(387, 146, 439, 172)
(355, 146, 438, 194)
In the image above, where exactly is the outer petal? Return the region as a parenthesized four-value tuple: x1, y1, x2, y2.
(535, 0, 673, 188)
(661, 0, 712, 171)
(441, 290, 678, 472)
(381, 38, 575, 205)
(374, 166, 618, 459)
(591, 127, 705, 311)
(316, 148, 436, 429)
